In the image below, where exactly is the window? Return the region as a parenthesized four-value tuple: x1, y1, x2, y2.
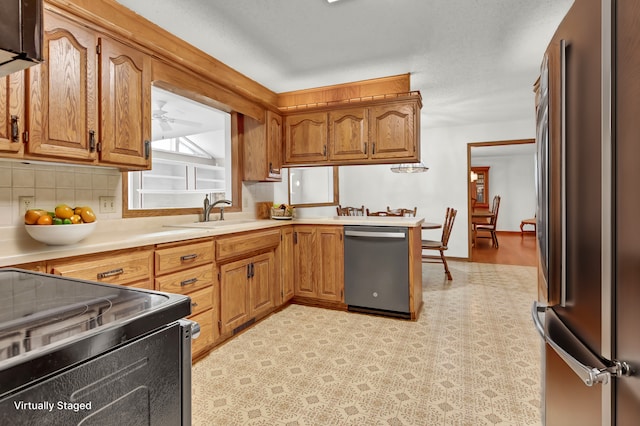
(288, 166, 339, 207)
(124, 85, 239, 216)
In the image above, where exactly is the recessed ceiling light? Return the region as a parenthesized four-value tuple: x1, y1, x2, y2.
(327, 0, 340, 3)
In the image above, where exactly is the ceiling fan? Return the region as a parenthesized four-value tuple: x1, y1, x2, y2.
(152, 100, 202, 131)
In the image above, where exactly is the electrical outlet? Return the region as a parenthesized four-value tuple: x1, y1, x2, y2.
(19, 196, 35, 214)
(99, 196, 116, 214)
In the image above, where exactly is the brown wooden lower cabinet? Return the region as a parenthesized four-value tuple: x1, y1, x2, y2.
(154, 238, 217, 358)
(219, 251, 275, 335)
(48, 246, 154, 287)
(293, 225, 344, 302)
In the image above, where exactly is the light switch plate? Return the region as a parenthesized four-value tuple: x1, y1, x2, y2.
(99, 196, 116, 213)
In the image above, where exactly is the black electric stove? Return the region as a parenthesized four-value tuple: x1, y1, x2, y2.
(0, 268, 191, 398)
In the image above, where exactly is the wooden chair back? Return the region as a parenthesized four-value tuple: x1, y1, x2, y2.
(489, 195, 501, 226)
(366, 209, 403, 217)
(336, 205, 365, 216)
(386, 206, 417, 217)
(441, 207, 457, 247)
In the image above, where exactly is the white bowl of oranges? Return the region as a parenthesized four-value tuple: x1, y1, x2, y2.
(24, 204, 97, 245)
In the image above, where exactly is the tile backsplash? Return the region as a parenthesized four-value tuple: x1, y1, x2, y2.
(0, 160, 122, 226)
(1, 159, 276, 227)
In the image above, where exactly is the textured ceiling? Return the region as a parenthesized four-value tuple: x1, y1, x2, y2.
(116, 0, 573, 128)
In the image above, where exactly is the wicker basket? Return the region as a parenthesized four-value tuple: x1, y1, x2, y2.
(271, 207, 294, 219)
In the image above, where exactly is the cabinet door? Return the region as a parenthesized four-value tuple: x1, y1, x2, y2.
(98, 36, 151, 169)
(27, 12, 98, 161)
(243, 110, 282, 181)
(369, 102, 417, 160)
(328, 107, 368, 161)
(249, 251, 274, 318)
(281, 226, 295, 303)
(0, 72, 24, 155)
(293, 226, 316, 297)
(266, 110, 283, 179)
(284, 112, 327, 164)
(219, 258, 251, 334)
(316, 226, 344, 301)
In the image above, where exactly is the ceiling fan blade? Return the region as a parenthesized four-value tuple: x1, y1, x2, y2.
(168, 117, 202, 127)
(159, 120, 172, 131)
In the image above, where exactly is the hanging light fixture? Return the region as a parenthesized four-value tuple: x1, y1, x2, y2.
(390, 162, 429, 173)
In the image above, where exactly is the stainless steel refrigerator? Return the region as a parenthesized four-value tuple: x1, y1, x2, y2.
(532, 0, 640, 424)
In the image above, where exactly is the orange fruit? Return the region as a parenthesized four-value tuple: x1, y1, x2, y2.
(80, 207, 96, 223)
(36, 214, 53, 225)
(55, 204, 74, 219)
(74, 206, 84, 215)
(24, 209, 46, 225)
(69, 214, 82, 224)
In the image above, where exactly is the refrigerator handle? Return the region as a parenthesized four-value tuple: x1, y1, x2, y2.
(560, 39, 568, 308)
(531, 302, 632, 387)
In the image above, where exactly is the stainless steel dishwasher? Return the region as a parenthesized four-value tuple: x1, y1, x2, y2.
(344, 225, 410, 318)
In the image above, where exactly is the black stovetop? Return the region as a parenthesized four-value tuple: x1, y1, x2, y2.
(0, 268, 191, 397)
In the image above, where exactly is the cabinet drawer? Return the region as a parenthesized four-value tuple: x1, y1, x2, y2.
(49, 248, 153, 285)
(125, 280, 154, 290)
(188, 286, 213, 317)
(216, 229, 280, 262)
(155, 239, 214, 276)
(190, 309, 214, 357)
(155, 264, 213, 295)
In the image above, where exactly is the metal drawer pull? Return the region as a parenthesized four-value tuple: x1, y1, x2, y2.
(180, 254, 198, 261)
(191, 302, 199, 308)
(181, 278, 198, 287)
(97, 268, 124, 279)
(531, 301, 631, 386)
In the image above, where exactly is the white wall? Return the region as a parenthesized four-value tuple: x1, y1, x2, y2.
(471, 152, 536, 232)
(276, 117, 536, 259)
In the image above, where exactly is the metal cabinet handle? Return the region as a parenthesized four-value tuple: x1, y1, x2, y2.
(180, 278, 198, 287)
(531, 302, 631, 387)
(247, 263, 251, 279)
(363, 143, 367, 155)
(10, 115, 19, 142)
(372, 143, 376, 155)
(144, 140, 151, 159)
(97, 268, 124, 279)
(191, 302, 199, 308)
(89, 130, 96, 152)
(180, 254, 198, 261)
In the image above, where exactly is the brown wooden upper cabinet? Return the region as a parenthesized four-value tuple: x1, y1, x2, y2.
(11, 10, 151, 170)
(284, 111, 328, 164)
(26, 12, 99, 162)
(283, 94, 421, 166)
(0, 72, 24, 156)
(243, 110, 283, 181)
(97, 37, 151, 169)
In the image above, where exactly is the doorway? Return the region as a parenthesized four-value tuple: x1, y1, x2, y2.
(467, 138, 536, 266)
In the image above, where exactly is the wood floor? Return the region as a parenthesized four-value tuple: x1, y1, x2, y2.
(471, 231, 537, 266)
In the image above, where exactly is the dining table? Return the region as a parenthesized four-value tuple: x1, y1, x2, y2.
(421, 222, 442, 230)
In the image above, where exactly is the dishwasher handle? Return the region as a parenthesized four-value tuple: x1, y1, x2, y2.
(344, 230, 406, 239)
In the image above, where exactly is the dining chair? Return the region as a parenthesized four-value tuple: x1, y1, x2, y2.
(386, 206, 417, 217)
(422, 207, 457, 280)
(474, 195, 501, 248)
(336, 205, 365, 216)
(366, 209, 403, 217)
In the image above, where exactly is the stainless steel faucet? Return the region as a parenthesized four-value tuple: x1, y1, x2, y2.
(203, 195, 232, 221)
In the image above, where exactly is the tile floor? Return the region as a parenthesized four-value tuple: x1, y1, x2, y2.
(192, 261, 542, 425)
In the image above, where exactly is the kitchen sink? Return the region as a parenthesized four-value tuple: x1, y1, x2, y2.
(166, 219, 256, 229)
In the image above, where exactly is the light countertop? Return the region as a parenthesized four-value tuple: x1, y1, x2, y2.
(0, 215, 424, 267)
